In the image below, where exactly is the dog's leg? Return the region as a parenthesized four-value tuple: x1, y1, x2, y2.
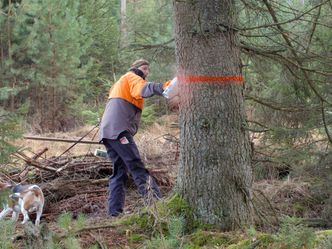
(11, 211, 19, 222)
(21, 210, 29, 224)
(11, 205, 21, 222)
(20, 208, 30, 224)
(0, 207, 13, 220)
(35, 205, 43, 226)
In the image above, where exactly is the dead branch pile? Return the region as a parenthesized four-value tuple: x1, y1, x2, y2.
(2, 150, 175, 221)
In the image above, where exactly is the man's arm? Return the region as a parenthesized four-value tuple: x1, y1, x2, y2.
(140, 83, 163, 97)
(140, 80, 172, 98)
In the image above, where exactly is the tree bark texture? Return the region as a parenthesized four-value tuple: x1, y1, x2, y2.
(173, 0, 253, 230)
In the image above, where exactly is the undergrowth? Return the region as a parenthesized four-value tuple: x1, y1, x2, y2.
(1, 196, 332, 248)
(0, 220, 15, 249)
(120, 195, 332, 249)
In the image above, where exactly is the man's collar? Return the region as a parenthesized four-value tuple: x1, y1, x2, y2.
(129, 67, 145, 79)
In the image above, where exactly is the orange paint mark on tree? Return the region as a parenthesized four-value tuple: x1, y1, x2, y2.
(178, 75, 244, 84)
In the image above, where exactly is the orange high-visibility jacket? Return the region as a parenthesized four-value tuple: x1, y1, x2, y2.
(100, 71, 171, 140)
(109, 71, 171, 109)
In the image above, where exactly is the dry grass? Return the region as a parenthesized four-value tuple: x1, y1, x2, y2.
(14, 114, 179, 167)
(253, 178, 322, 218)
(254, 178, 311, 201)
(14, 125, 103, 158)
(136, 114, 179, 173)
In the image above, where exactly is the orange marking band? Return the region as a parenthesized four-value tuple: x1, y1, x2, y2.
(178, 75, 244, 84)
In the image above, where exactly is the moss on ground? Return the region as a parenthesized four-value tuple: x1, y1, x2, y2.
(119, 194, 194, 229)
(100, 196, 332, 249)
(184, 229, 233, 248)
(118, 212, 153, 231)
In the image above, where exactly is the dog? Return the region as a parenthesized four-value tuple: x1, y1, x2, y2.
(0, 182, 44, 226)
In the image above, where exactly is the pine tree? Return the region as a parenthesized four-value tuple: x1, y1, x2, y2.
(78, 0, 121, 109)
(1, 0, 92, 132)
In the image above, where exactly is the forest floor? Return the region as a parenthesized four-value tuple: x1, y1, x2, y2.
(3, 114, 332, 248)
(7, 115, 179, 248)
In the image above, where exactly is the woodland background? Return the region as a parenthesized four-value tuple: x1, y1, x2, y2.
(0, 0, 332, 248)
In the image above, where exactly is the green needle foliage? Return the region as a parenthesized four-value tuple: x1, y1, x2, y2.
(274, 216, 315, 249)
(0, 111, 21, 164)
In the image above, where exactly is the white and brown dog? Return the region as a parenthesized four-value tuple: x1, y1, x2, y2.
(0, 182, 44, 226)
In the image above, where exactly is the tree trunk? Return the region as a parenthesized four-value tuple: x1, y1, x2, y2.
(120, 0, 127, 48)
(173, 0, 253, 230)
(7, 0, 15, 112)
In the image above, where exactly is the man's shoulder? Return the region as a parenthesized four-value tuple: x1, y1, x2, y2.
(123, 71, 146, 84)
(116, 72, 135, 84)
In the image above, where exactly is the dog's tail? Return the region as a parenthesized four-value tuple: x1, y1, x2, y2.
(10, 185, 44, 200)
(28, 185, 44, 199)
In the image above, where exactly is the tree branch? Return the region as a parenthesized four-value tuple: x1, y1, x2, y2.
(246, 95, 320, 112)
(321, 101, 332, 144)
(240, 0, 329, 31)
(305, 6, 322, 53)
(262, 0, 331, 105)
(129, 38, 174, 51)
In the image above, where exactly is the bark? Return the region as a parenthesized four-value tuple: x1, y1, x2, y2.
(7, 0, 15, 112)
(173, 0, 253, 230)
(120, 0, 127, 48)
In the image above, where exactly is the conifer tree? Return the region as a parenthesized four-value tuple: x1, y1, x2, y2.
(1, 0, 92, 132)
(78, 0, 121, 108)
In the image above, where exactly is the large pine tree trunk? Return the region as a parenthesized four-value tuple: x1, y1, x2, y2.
(173, 0, 253, 230)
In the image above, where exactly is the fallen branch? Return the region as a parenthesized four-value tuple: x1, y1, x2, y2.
(24, 135, 99, 144)
(303, 218, 332, 228)
(13, 151, 59, 172)
(17, 147, 49, 181)
(75, 223, 117, 233)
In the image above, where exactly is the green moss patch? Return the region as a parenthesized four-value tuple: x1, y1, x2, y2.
(185, 229, 233, 248)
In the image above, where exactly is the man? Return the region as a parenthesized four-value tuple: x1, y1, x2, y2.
(100, 59, 171, 217)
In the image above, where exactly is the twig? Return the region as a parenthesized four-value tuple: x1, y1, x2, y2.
(246, 95, 320, 112)
(13, 151, 58, 172)
(321, 101, 332, 144)
(74, 223, 117, 233)
(88, 232, 108, 249)
(23, 136, 100, 144)
(305, 6, 321, 53)
(262, 0, 331, 105)
(17, 147, 48, 181)
(56, 123, 100, 158)
(249, 240, 261, 249)
(240, 0, 329, 31)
